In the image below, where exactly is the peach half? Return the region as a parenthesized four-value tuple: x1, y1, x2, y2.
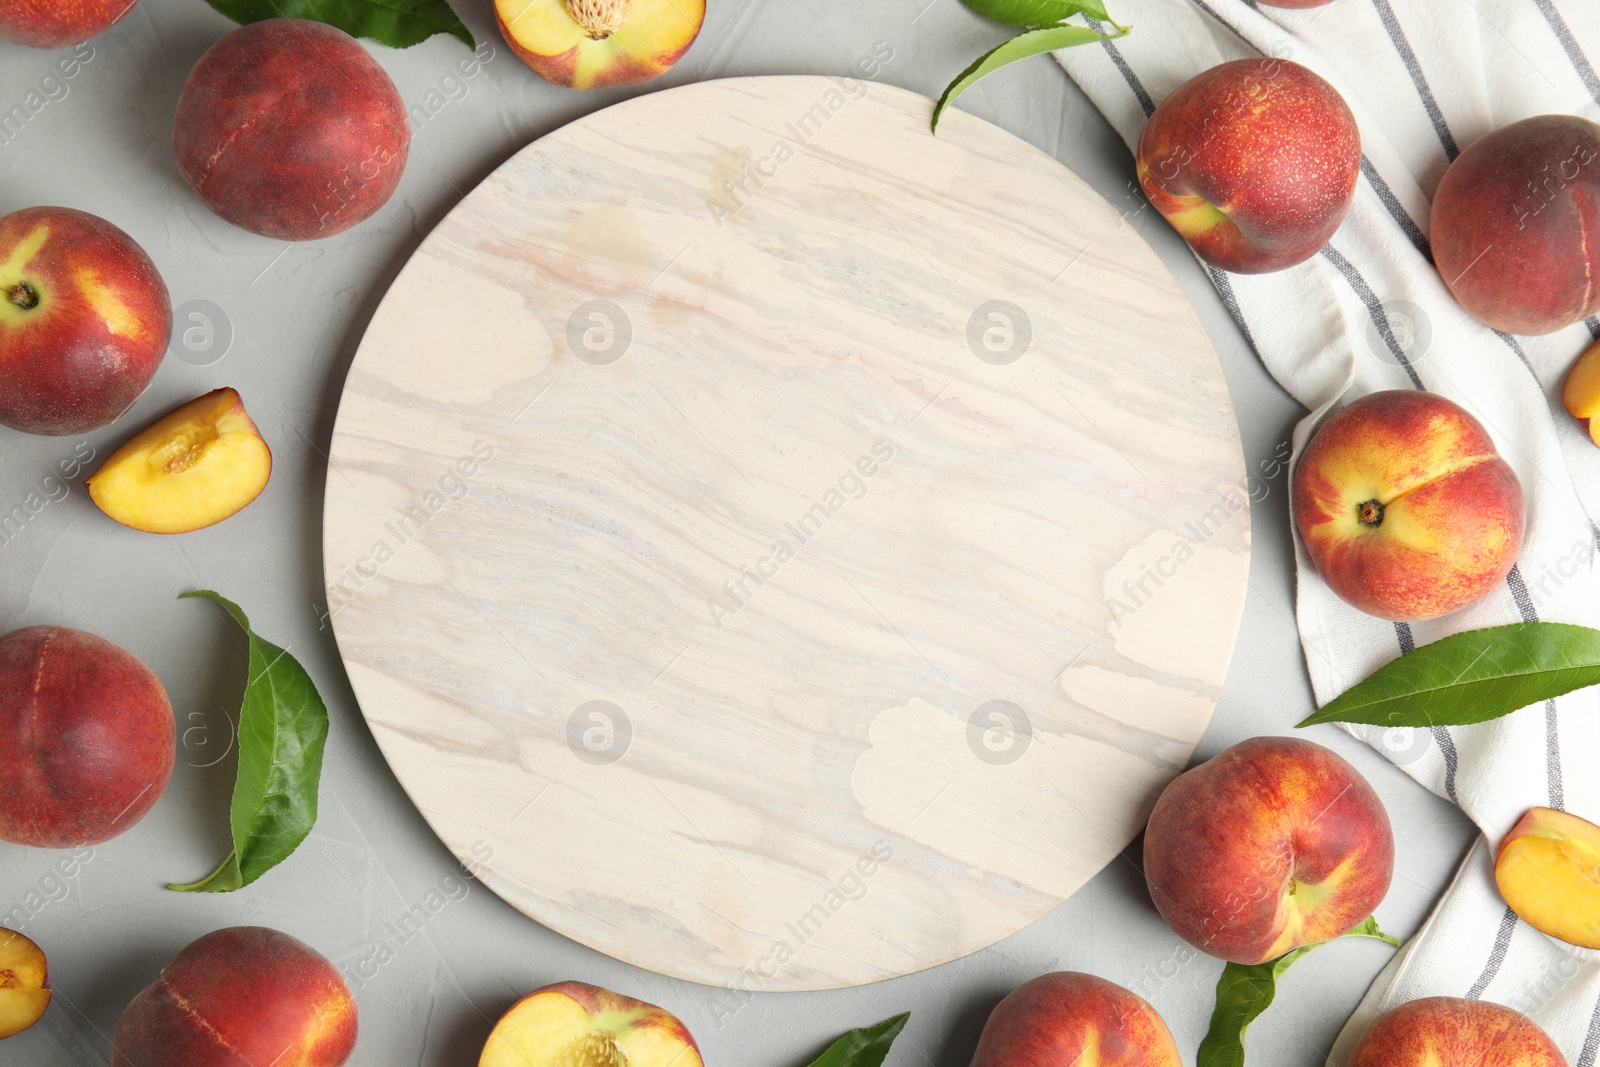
(0, 929, 50, 1041)
(87, 388, 271, 534)
(479, 982, 703, 1067)
(495, 0, 705, 89)
(1495, 807, 1600, 950)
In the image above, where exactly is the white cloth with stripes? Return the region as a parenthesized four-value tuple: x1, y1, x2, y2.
(1052, 1, 1600, 1063)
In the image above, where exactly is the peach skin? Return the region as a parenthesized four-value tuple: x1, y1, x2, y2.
(1349, 997, 1567, 1067)
(1292, 390, 1525, 622)
(1495, 807, 1600, 950)
(1143, 736, 1395, 965)
(0, 625, 174, 848)
(968, 972, 1183, 1067)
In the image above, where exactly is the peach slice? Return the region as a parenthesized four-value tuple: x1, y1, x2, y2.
(479, 982, 703, 1067)
(495, 0, 704, 89)
(1495, 807, 1600, 950)
(1564, 341, 1600, 423)
(86, 388, 272, 535)
(0, 929, 51, 1041)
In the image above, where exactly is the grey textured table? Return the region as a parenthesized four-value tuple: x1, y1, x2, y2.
(0, 2, 1475, 1064)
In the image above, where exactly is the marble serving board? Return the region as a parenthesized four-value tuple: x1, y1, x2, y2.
(323, 76, 1251, 991)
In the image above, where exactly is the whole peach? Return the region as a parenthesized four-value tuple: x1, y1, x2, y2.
(0, 206, 171, 436)
(968, 973, 1183, 1067)
(113, 927, 357, 1067)
(173, 19, 410, 241)
(0, 0, 135, 48)
(1292, 390, 1525, 622)
(1136, 58, 1360, 273)
(1349, 998, 1567, 1067)
(1143, 736, 1394, 965)
(1432, 115, 1600, 335)
(0, 626, 174, 848)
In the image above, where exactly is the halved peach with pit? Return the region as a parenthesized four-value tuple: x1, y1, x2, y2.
(1495, 806, 1600, 950)
(479, 982, 702, 1067)
(87, 388, 272, 534)
(495, 0, 704, 89)
(0, 928, 51, 1041)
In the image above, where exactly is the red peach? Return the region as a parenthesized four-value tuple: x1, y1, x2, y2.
(968, 972, 1183, 1067)
(0, 626, 174, 848)
(1432, 114, 1600, 335)
(1136, 58, 1361, 273)
(0, 206, 171, 436)
(1292, 390, 1525, 622)
(1143, 736, 1395, 965)
(113, 927, 357, 1067)
(173, 19, 410, 241)
(1349, 997, 1567, 1067)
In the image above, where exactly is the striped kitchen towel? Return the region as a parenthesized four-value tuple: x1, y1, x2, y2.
(1052, 1, 1600, 1063)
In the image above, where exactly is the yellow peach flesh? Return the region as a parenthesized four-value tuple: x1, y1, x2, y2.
(497, 0, 703, 90)
(479, 988, 702, 1067)
(1565, 342, 1600, 420)
(87, 388, 272, 535)
(480, 994, 592, 1067)
(0, 224, 51, 332)
(1496, 807, 1600, 950)
(0, 929, 50, 1041)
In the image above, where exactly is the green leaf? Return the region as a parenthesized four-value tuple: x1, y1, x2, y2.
(933, 22, 1129, 132)
(169, 592, 330, 894)
(201, 0, 473, 49)
(1297, 623, 1600, 729)
(805, 1014, 910, 1067)
(960, 0, 1115, 27)
(1198, 917, 1400, 1067)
